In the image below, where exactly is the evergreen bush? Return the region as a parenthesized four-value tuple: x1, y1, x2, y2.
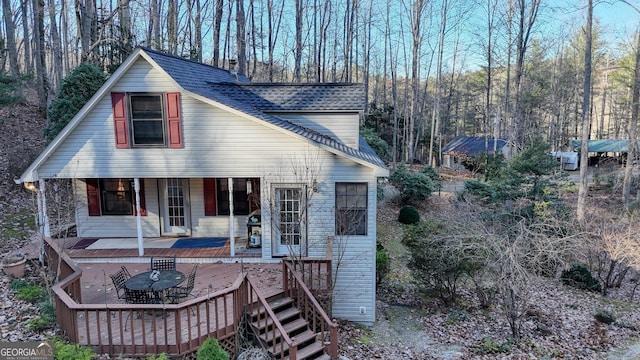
(594, 309, 616, 324)
(398, 205, 420, 224)
(197, 338, 229, 360)
(376, 242, 390, 285)
(389, 163, 440, 204)
(561, 264, 602, 293)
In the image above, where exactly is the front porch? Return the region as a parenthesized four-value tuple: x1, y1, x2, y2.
(46, 237, 337, 359)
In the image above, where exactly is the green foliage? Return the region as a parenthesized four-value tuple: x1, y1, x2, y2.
(561, 264, 602, 293)
(10, 279, 30, 290)
(402, 219, 484, 304)
(398, 205, 420, 224)
(45, 63, 107, 142)
(376, 242, 390, 285)
(473, 338, 511, 355)
(0, 72, 22, 106)
(389, 163, 441, 204)
(594, 309, 616, 325)
(50, 336, 94, 360)
(147, 353, 170, 360)
(360, 126, 390, 163)
(27, 301, 56, 332)
(13, 282, 45, 303)
(197, 338, 229, 360)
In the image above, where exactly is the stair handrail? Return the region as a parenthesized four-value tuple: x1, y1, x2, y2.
(282, 261, 338, 359)
(246, 276, 299, 359)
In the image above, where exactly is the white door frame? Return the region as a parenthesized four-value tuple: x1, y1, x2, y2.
(159, 178, 191, 236)
(272, 184, 306, 257)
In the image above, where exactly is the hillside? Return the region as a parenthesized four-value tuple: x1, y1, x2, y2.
(0, 95, 47, 255)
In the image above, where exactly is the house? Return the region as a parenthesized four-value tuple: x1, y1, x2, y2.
(441, 136, 509, 168)
(16, 47, 389, 325)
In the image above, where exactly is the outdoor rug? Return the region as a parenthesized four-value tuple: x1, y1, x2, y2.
(69, 238, 98, 249)
(86, 237, 177, 250)
(171, 237, 228, 249)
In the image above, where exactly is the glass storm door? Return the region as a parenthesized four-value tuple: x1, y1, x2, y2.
(161, 178, 190, 235)
(274, 187, 304, 256)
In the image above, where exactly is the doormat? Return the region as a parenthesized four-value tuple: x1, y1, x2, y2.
(69, 238, 98, 249)
(171, 237, 228, 249)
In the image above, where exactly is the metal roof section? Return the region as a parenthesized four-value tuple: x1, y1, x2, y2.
(442, 136, 507, 156)
(570, 139, 638, 153)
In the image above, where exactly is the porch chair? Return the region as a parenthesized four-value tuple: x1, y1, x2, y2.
(150, 256, 176, 271)
(109, 268, 129, 301)
(167, 264, 198, 304)
(120, 265, 132, 279)
(124, 288, 161, 330)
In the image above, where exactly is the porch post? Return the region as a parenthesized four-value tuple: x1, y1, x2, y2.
(39, 179, 50, 238)
(134, 178, 144, 256)
(228, 177, 235, 257)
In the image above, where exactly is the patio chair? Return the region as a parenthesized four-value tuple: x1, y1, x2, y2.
(120, 265, 132, 279)
(150, 256, 176, 271)
(167, 264, 197, 304)
(124, 288, 161, 330)
(109, 268, 129, 301)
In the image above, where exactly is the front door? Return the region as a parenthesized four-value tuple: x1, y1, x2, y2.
(273, 186, 305, 256)
(160, 178, 191, 236)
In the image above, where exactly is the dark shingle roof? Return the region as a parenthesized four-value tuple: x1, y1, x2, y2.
(442, 136, 507, 156)
(140, 47, 387, 170)
(208, 83, 364, 111)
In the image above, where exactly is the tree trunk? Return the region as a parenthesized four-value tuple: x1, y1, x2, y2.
(33, 0, 48, 108)
(577, 0, 593, 222)
(236, 0, 247, 74)
(213, 0, 223, 67)
(623, 29, 640, 207)
(294, 0, 302, 82)
(117, 0, 132, 58)
(20, 0, 31, 70)
(48, 0, 63, 88)
(2, 0, 22, 96)
(167, 0, 178, 54)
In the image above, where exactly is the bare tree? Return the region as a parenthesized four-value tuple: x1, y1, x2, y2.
(577, 0, 593, 223)
(2, 0, 21, 96)
(213, 0, 223, 66)
(623, 29, 640, 207)
(294, 0, 302, 82)
(236, 0, 246, 74)
(48, 0, 63, 88)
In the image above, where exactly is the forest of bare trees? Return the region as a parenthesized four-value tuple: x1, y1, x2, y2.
(1, 0, 639, 166)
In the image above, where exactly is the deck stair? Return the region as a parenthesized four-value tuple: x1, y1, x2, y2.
(249, 292, 330, 360)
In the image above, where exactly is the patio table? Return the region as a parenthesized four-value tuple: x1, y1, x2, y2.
(124, 270, 185, 302)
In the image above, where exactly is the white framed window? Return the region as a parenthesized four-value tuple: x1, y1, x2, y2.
(335, 182, 367, 236)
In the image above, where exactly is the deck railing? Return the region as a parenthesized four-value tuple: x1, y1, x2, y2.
(245, 276, 298, 359)
(44, 239, 337, 358)
(282, 259, 338, 359)
(45, 238, 246, 357)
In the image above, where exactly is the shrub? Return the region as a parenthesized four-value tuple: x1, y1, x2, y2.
(594, 310, 616, 324)
(389, 163, 439, 204)
(28, 301, 56, 332)
(45, 63, 107, 142)
(147, 354, 169, 360)
(561, 264, 602, 293)
(376, 242, 390, 285)
(197, 338, 229, 360)
(402, 219, 485, 304)
(13, 282, 45, 303)
(50, 336, 94, 360)
(473, 338, 511, 354)
(398, 205, 420, 224)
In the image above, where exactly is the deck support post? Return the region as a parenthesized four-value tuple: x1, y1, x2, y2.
(134, 178, 144, 256)
(229, 177, 235, 257)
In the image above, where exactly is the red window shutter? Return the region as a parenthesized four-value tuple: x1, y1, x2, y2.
(203, 178, 217, 216)
(86, 179, 101, 216)
(111, 92, 130, 148)
(134, 179, 147, 216)
(166, 92, 183, 148)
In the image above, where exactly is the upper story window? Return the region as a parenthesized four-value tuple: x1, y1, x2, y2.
(111, 92, 183, 149)
(335, 182, 368, 236)
(129, 94, 166, 146)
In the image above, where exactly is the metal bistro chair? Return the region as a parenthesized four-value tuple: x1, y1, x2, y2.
(124, 288, 161, 330)
(150, 256, 177, 271)
(167, 264, 198, 304)
(109, 268, 129, 301)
